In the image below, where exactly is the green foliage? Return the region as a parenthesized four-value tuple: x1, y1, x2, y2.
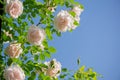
(45, 27, 53, 40)
(69, 11, 76, 17)
(74, 20, 79, 26)
(74, 66, 98, 80)
(0, 0, 101, 80)
(28, 72, 36, 80)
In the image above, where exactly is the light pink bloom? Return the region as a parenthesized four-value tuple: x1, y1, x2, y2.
(71, 6, 83, 16)
(44, 59, 61, 78)
(54, 10, 73, 32)
(68, 5, 83, 30)
(68, 16, 80, 30)
(27, 25, 45, 45)
(5, 43, 22, 58)
(4, 65, 25, 80)
(5, 0, 23, 18)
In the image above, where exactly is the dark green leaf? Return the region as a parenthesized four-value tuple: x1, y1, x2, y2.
(28, 72, 36, 80)
(62, 68, 67, 72)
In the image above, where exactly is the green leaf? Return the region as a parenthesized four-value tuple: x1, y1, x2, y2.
(69, 11, 76, 17)
(40, 54, 45, 60)
(62, 68, 67, 72)
(69, 0, 80, 5)
(56, 31, 61, 37)
(21, 14, 26, 19)
(34, 55, 39, 61)
(23, 56, 27, 60)
(45, 28, 53, 40)
(39, 63, 48, 68)
(22, 65, 30, 76)
(12, 58, 22, 65)
(31, 13, 36, 17)
(69, 29, 73, 32)
(60, 74, 67, 79)
(77, 58, 80, 65)
(88, 73, 95, 78)
(28, 72, 36, 80)
(44, 52, 51, 58)
(80, 4, 84, 9)
(42, 40, 48, 48)
(74, 20, 79, 26)
(80, 66, 85, 72)
(65, 1, 70, 7)
(48, 46, 56, 53)
(7, 58, 12, 66)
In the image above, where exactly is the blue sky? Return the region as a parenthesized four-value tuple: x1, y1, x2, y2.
(2, 0, 120, 80)
(48, 0, 120, 80)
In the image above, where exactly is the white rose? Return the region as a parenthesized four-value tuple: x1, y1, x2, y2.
(54, 10, 73, 32)
(27, 25, 45, 45)
(4, 65, 25, 80)
(68, 6, 83, 30)
(71, 5, 83, 16)
(68, 16, 80, 30)
(5, 43, 22, 58)
(5, 0, 23, 18)
(44, 59, 61, 78)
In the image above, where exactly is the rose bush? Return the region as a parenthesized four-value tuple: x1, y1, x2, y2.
(0, 0, 100, 80)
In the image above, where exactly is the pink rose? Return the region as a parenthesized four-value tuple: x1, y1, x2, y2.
(5, 0, 23, 18)
(5, 43, 22, 58)
(44, 59, 61, 78)
(27, 25, 45, 45)
(54, 10, 73, 32)
(4, 65, 25, 80)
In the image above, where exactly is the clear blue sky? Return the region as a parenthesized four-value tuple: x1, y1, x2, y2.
(2, 0, 120, 80)
(48, 0, 120, 80)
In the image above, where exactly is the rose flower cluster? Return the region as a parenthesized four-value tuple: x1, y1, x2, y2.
(54, 6, 83, 32)
(4, 0, 83, 79)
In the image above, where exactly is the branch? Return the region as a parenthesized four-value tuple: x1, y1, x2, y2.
(36, 22, 41, 26)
